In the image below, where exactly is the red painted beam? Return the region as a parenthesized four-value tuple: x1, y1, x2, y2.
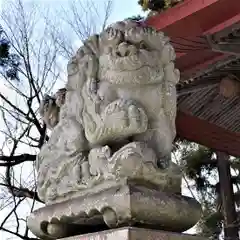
(176, 111, 240, 157)
(176, 52, 226, 79)
(146, 0, 220, 31)
(146, 0, 240, 37)
(145, 0, 240, 77)
(204, 15, 240, 35)
(146, 0, 240, 155)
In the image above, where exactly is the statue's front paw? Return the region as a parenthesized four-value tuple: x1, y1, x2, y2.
(125, 105, 148, 134)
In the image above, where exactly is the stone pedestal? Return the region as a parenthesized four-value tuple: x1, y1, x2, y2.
(59, 227, 206, 240)
(27, 181, 201, 239)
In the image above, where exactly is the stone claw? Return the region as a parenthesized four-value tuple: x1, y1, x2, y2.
(126, 104, 148, 134)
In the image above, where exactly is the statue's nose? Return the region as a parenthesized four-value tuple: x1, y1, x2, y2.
(117, 42, 129, 57)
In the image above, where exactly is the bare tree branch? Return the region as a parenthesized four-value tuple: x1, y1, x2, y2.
(0, 0, 114, 239)
(0, 154, 36, 166)
(0, 183, 43, 203)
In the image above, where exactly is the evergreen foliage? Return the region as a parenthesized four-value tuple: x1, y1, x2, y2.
(179, 141, 240, 238)
(0, 25, 20, 80)
(126, 14, 145, 21)
(138, 0, 183, 11)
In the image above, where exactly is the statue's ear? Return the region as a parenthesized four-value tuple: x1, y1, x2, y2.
(86, 55, 98, 78)
(85, 35, 99, 56)
(39, 101, 45, 117)
(88, 152, 97, 176)
(164, 62, 180, 85)
(43, 94, 52, 101)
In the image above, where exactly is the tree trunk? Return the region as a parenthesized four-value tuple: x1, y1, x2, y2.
(216, 151, 239, 239)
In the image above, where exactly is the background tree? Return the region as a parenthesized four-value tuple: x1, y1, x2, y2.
(0, 0, 113, 239)
(138, 0, 183, 12)
(0, 27, 10, 59)
(174, 141, 240, 239)
(0, 26, 20, 80)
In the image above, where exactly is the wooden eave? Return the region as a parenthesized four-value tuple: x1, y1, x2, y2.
(145, 0, 240, 156)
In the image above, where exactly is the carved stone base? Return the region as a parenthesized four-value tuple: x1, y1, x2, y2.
(27, 181, 201, 239)
(59, 227, 206, 240)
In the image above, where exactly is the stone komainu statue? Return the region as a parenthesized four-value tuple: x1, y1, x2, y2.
(28, 20, 201, 240)
(37, 20, 180, 204)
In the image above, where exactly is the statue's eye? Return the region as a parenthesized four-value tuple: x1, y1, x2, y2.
(44, 99, 49, 105)
(139, 41, 147, 49)
(125, 40, 132, 45)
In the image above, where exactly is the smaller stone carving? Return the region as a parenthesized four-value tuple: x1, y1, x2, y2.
(39, 95, 59, 129)
(89, 142, 158, 181)
(39, 88, 66, 129)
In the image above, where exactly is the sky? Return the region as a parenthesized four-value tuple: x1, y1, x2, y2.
(0, 0, 145, 21)
(0, 0, 198, 239)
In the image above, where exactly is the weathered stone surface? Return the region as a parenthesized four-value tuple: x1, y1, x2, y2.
(27, 182, 201, 239)
(36, 19, 180, 204)
(60, 227, 206, 240)
(37, 141, 182, 206)
(27, 19, 201, 240)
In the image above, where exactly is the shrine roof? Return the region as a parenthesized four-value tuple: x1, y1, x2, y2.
(145, 0, 240, 156)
